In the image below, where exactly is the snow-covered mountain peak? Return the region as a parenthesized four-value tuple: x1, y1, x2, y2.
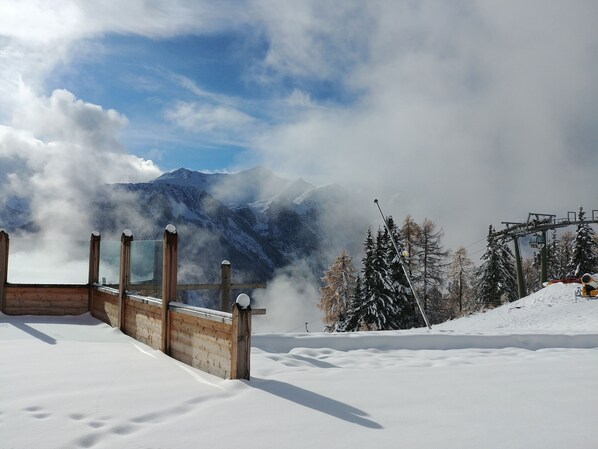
(150, 167, 318, 208)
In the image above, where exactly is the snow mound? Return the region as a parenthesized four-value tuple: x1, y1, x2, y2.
(253, 283, 598, 354)
(436, 283, 597, 332)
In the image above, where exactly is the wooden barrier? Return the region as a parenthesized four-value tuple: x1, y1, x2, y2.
(91, 286, 119, 326)
(124, 295, 162, 350)
(169, 304, 234, 378)
(1, 227, 253, 380)
(4, 284, 88, 315)
(91, 226, 252, 379)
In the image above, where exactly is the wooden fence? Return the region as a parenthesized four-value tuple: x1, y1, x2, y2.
(0, 227, 253, 380)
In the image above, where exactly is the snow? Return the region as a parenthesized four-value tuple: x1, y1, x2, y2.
(236, 293, 251, 308)
(2, 283, 598, 449)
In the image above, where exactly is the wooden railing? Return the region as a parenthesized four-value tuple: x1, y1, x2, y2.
(0, 226, 254, 380)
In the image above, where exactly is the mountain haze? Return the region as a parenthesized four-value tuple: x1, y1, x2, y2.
(90, 168, 367, 301)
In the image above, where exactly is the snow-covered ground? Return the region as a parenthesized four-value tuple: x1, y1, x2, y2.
(2, 283, 598, 449)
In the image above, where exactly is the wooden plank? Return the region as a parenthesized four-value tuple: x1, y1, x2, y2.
(169, 304, 232, 324)
(125, 319, 162, 336)
(4, 306, 88, 316)
(170, 310, 233, 332)
(171, 321, 232, 342)
(169, 340, 230, 376)
(170, 312, 232, 333)
(170, 316, 232, 340)
(5, 299, 87, 307)
(125, 300, 161, 317)
(161, 226, 177, 354)
(88, 232, 101, 311)
(6, 292, 86, 302)
(220, 261, 231, 313)
(169, 330, 231, 356)
(169, 347, 192, 365)
(6, 285, 87, 292)
(119, 230, 133, 331)
(230, 304, 251, 380)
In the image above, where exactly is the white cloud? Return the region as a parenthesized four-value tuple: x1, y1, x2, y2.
(0, 0, 245, 43)
(0, 90, 161, 238)
(251, 0, 370, 80)
(165, 101, 255, 132)
(1, 0, 597, 254)
(246, 1, 598, 251)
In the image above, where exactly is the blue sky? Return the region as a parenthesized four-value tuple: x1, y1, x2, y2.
(41, 26, 360, 172)
(1, 1, 597, 249)
(45, 33, 294, 171)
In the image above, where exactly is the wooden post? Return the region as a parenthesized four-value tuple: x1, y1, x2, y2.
(0, 229, 9, 313)
(220, 260, 231, 313)
(119, 229, 133, 330)
(161, 224, 178, 354)
(88, 231, 101, 312)
(231, 301, 251, 380)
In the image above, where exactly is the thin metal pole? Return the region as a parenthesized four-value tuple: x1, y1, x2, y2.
(374, 199, 432, 329)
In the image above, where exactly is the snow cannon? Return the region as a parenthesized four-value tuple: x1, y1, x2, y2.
(580, 273, 598, 297)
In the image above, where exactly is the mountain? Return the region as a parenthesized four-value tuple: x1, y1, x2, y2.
(0, 197, 36, 233)
(0, 167, 369, 305)
(88, 168, 368, 299)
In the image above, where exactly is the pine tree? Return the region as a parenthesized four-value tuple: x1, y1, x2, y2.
(318, 251, 357, 331)
(498, 235, 518, 303)
(384, 217, 420, 329)
(360, 227, 401, 330)
(341, 220, 419, 331)
(546, 230, 559, 280)
(476, 225, 518, 308)
(339, 275, 364, 332)
(552, 231, 574, 279)
(568, 206, 598, 276)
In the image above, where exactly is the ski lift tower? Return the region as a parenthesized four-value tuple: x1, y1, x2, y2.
(494, 210, 598, 298)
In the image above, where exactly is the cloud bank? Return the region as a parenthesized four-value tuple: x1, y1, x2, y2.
(1, 0, 597, 254)
(0, 89, 160, 239)
(246, 1, 598, 251)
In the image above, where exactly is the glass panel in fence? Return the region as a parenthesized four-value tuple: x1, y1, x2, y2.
(7, 238, 89, 284)
(129, 240, 162, 298)
(98, 240, 120, 287)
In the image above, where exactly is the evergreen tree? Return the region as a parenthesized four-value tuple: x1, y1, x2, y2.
(384, 217, 420, 329)
(546, 230, 559, 280)
(446, 247, 476, 317)
(318, 250, 357, 331)
(476, 225, 518, 308)
(359, 228, 392, 330)
(568, 206, 598, 276)
(498, 235, 518, 303)
(339, 275, 364, 332)
(341, 220, 419, 331)
(552, 231, 574, 279)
